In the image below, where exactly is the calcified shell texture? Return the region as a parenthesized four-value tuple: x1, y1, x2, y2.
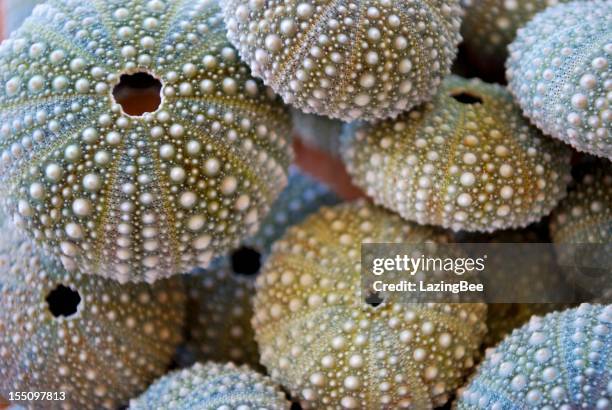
(0, 0, 293, 283)
(0, 217, 186, 410)
(253, 201, 487, 409)
(460, 0, 572, 66)
(342, 76, 572, 232)
(507, 1, 612, 160)
(457, 304, 612, 409)
(221, 0, 463, 121)
(130, 362, 290, 410)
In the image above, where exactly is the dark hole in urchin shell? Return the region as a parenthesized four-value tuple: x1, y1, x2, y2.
(112, 71, 162, 116)
(46, 284, 81, 318)
(450, 91, 483, 105)
(231, 246, 262, 276)
(365, 291, 384, 307)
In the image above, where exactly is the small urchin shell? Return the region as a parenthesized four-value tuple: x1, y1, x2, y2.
(0, 0, 292, 283)
(0, 217, 186, 410)
(460, 0, 573, 67)
(253, 200, 487, 409)
(456, 304, 612, 409)
(183, 170, 338, 368)
(342, 76, 572, 232)
(506, 1, 612, 160)
(221, 0, 463, 121)
(129, 362, 290, 410)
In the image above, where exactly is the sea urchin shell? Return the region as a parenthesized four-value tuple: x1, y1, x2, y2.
(0, 0, 292, 283)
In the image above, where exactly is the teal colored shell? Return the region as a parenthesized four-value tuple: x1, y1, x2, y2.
(129, 362, 291, 410)
(0, 0, 293, 283)
(0, 217, 186, 410)
(4, 0, 42, 35)
(507, 1, 612, 160)
(221, 0, 463, 121)
(460, 0, 573, 67)
(456, 304, 612, 409)
(292, 109, 343, 158)
(342, 76, 572, 232)
(253, 201, 487, 409)
(182, 170, 339, 368)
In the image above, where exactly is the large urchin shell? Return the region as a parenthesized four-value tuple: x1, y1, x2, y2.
(129, 362, 290, 410)
(506, 1, 612, 160)
(460, 0, 573, 68)
(0, 217, 186, 410)
(342, 76, 572, 232)
(0, 0, 293, 283)
(221, 0, 463, 122)
(456, 304, 612, 409)
(182, 170, 339, 368)
(253, 200, 487, 409)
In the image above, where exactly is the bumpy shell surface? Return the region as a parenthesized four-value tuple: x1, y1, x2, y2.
(221, 0, 463, 121)
(253, 201, 487, 409)
(0, 0, 292, 283)
(456, 304, 612, 409)
(342, 76, 572, 232)
(507, 1, 612, 159)
(0, 218, 186, 410)
(183, 170, 338, 367)
(129, 362, 290, 410)
(292, 108, 343, 158)
(460, 0, 572, 67)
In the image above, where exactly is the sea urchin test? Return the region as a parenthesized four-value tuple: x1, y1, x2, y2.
(456, 304, 611, 409)
(0, 216, 186, 410)
(507, 0, 612, 160)
(0, 0, 292, 283)
(253, 201, 487, 408)
(221, 0, 463, 121)
(342, 76, 572, 232)
(130, 362, 290, 410)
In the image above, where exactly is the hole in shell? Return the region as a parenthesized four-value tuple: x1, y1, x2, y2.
(365, 292, 384, 307)
(46, 284, 81, 318)
(450, 91, 483, 105)
(231, 246, 262, 276)
(112, 72, 162, 116)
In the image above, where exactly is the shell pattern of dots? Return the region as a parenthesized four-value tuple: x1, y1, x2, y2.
(0, 216, 187, 410)
(456, 304, 612, 409)
(342, 76, 573, 232)
(182, 170, 339, 368)
(459, 0, 573, 67)
(506, 0, 612, 160)
(221, 0, 464, 122)
(129, 362, 291, 410)
(0, 0, 293, 283)
(253, 201, 488, 409)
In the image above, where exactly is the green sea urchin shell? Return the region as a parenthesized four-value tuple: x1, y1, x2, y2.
(506, 1, 612, 160)
(0, 0, 292, 283)
(0, 218, 186, 410)
(342, 76, 572, 232)
(456, 304, 612, 409)
(221, 0, 463, 121)
(183, 170, 339, 367)
(460, 0, 572, 67)
(253, 201, 487, 409)
(129, 362, 290, 410)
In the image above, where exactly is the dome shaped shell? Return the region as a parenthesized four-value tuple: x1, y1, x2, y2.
(456, 304, 612, 409)
(506, 1, 612, 160)
(0, 0, 293, 283)
(182, 170, 339, 368)
(221, 0, 463, 122)
(129, 362, 291, 410)
(550, 163, 611, 244)
(460, 0, 572, 67)
(0, 218, 186, 410)
(342, 76, 572, 232)
(253, 201, 488, 409)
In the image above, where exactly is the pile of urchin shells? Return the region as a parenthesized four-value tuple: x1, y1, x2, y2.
(0, 0, 609, 409)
